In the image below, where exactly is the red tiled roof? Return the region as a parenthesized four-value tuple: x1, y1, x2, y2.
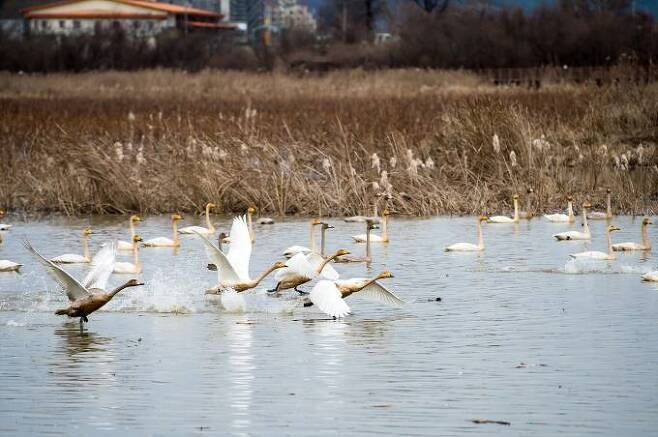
(22, 0, 221, 18)
(24, 11, 166, 19)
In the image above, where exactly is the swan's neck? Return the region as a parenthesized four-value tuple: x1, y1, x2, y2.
(606, 194, 612, 217)
(641, 224, 650, 249)
(373, 198, 379, 218)
(108, 280, 138, 298)
(366, 226, 372, 258)
(247, 211, 254, 242)
(320, 228, 326, 257)
(82, 235, 90, 260)
(318, 252, 339, 274)
(254, 264, 279, 286)
(582, 209, 590, 233)
(382, 215, 389, 241)
(217, 238, 223, 253)
(129, 219, 136, 238)
(477, 220, 484, 249)
(309, 222, 316, 253)
(172, 220, 179, 243)
(567, 202, 574, 220)
(607, 229, 615, 256)
(132, 242, 141, 268)
(513, 199, 519, 221)
(205, 205, 214, 232)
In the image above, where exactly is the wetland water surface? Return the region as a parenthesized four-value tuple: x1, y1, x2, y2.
(1, 215, 657, 436)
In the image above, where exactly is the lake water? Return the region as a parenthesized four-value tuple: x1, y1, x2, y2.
(1, 214, 657, 436)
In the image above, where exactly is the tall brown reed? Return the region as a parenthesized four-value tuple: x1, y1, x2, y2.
(1, 69, 656, 216)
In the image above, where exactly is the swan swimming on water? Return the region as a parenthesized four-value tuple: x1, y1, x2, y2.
(143, 214, 184, 247)
(113, 234, 144, 274)
(488, 194, 520, 223)
(178, 203, 216, 235)
(553, 204, 592, 241)
(544, 196, 575, 223)
(282, 218, 323, 258)
(445, 215, 488, 252)
(569, 224, 620, 260)
(0, 209, 12, 231)
(50, 227, 93, 264)
(352, 209, 389, 243)
(612, 218, 652, 251)
(0, 232, 22, 272)
(117, 215, 141, 251)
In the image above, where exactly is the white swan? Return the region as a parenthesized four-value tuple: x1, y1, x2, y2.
(306, 272, 404, 318)
(612, 218, 652, 251)
(0, 209, 11, 230)
(113, 235, 143, 274)
(258, 217, 275, 225)
(50, 227, 93, 264)
(196, 216, 286, 293)
(445, 215, 488, 251)
(588, 189, 613, 220)
(544, 197, 575, 223)
(117, 215, 141, 251)
(353, 209, 389, 243)
(282, 218, 322, 258)
(554, 204, 592, 241)
(642, 271, 658, 282)
(488, 194, 519, 223)
(178, 203, 216, 235)
(0, 232, 22, 272)
(337, 220, 376, 263)
(570, 224, 620, 260)
(143, 213, 183, 247)
(272, 249, 349, 292)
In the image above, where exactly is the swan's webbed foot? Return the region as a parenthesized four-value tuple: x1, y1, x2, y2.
(207, 263, 217, 271)
(267, 283, 281, 293)
(81, 316, 89, 323)
(295, 286, 310, 295)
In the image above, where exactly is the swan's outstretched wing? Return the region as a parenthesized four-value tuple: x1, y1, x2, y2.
(23, 240, 89, 302)
(309, 280, 351, 318)
(194, 231, 241, 283)
(276, 252, 317, 282)
(306, 253, 339, 280)
(82, 243, 116, 290)
(227, 215, 252, 280)
(356, 281, 405, 307)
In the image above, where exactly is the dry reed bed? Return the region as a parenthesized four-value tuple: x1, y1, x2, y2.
(1, 70, 657, 217)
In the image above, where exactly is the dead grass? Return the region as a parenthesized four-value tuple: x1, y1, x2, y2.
(0, 69, 656, 217)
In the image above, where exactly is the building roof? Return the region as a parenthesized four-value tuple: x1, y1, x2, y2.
(21, 0, 221, 18)
(185, 20, 236, 29)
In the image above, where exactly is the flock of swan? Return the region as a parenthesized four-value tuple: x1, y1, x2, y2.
(0, 190, 656, 328)
(0, 206, 399, 325)
(446, 191, 655, 272)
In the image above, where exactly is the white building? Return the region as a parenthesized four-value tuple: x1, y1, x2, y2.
(21, 0, 235, 36)
(269, 0, 316, 33)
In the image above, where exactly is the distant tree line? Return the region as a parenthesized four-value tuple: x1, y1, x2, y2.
(0, 0, 656, 72)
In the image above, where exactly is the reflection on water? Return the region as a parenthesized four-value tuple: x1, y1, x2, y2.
(0, 215, 658, 435)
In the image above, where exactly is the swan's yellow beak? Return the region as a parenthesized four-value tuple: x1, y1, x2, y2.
(273, 261, 287, 269)
(606, 188, 611, 194)
(583, 203, 593, 209)
(513, 194, 519, 200)
(480, 215, 489, 222)
(643, 218, 653, 225)
(131, 215, 141, 222)
(379, 271, 394, 279)
(0, 209, 4, 217)
(208, 203, 216, 209)
(83, 227, 93, 235)
(383, 209, 390, 216)
(172, 213, 183, 221)
(312, 218, 322, 226)
(133, 234, 143, 242)
(336, 249, 350, 256)
(247, 207, 256, 214)
(567, 196, 573, 201)
(609, 225, 621, 232)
